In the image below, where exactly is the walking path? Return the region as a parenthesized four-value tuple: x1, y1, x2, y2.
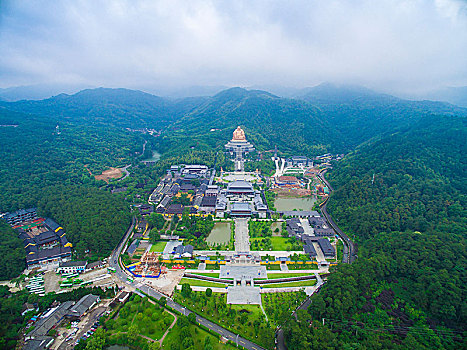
(158, 309, 177, 346)
(234, 218, 250, 252)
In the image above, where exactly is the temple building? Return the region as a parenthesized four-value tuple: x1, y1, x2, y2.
(224, 126, 255, 171)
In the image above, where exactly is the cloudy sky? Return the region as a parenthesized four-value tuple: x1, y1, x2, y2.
(0, 0, 466, 94)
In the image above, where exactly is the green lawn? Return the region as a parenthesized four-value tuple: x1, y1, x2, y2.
(261, 280, 317, 288)
(265, 264, 282, 270)
(266, 272, 311, 279)
(179, 278, 228, 288)
(150, 240, 167, 252)
(287, 263, 319, 270)
(189, 272, 220, 278)
(251, 236, 302, 251)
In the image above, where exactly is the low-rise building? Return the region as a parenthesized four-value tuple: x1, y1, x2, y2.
(2, 207, 38, 226)
(317, 238, 335, 257)
(227, 180, 255, 197)
(86, 260, 104, 271)
(16, 218, 73, 268)
(56, 260, 87, 274)
(174, 244, 194, 258)
(230, 202, 252, 217)
(67, 294, 100, 318)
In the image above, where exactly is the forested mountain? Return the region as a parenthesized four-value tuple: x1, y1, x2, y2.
(156, 87, 343, 156)
(296, 83, 467, 147)
(0, 106, 139, 272)
(283, 115, 466, 349)
(0, 88, 192, 129)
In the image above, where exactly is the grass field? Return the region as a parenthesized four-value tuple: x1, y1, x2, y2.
(251, 236, 300, 250)
(261, 280, 317, 288)
(189, 272, 220, 278)
(287, 263, 319, 270)
(265, 264, 282, 270)
(266, 272, 312, 279)
(179, 278, 228, 288)
(149, 240, 167, 252)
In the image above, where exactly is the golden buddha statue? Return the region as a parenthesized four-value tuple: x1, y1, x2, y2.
(232, 126, 246, 141)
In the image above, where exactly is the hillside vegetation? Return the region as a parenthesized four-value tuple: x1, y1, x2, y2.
(283, 115, 467, 349)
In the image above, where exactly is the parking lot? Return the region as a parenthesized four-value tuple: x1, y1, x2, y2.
(56, 305, 107, 350)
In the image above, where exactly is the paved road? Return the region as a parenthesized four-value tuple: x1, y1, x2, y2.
(317, 170, 357, 264)
(109, 217, 265, 350)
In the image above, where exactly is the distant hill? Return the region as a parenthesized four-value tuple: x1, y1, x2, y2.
(0, 87, 190, 129)
(295, 83, 467, 147)
(420, 86, 467, 108)
(0, 83, 94, 102)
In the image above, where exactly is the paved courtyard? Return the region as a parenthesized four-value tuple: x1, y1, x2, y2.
(227, 286, 261, 304)
(163, 240, 182, 258)
(234, 218, 250, 252)
(220, 265, 267, 279)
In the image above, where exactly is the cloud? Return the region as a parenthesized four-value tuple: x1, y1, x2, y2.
(0, 0, 466, 93)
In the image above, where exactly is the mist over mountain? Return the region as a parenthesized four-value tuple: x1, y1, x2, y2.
(2, 84, 466, 155)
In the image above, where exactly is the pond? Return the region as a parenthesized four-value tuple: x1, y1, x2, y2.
(206, 222, 231, 245)
(144, 150, 161, 162)
(274, 196, 316, 211)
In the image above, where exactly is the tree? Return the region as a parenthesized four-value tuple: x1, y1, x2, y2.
(188, 312, 196, 324)
(205, 288, 212, 297)
(181, 283, 192, 298)
(148, 213, 165, 230)
(149, 341, 160, 350)
(85, 328, 106, 350)
(149, 229, 161, 244)
(127, 324, 139, 341)
(204, 336, 213, 350)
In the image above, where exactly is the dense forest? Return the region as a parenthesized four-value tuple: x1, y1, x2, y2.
(37, 185, 131, 259)
(283, 115, 466, 349)
(0, 221, 26, 280)
(0, 87, 466, 350)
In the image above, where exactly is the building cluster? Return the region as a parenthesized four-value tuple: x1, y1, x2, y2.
(24, 294, 100, 350)
(285, 156, 313, 167)
(215, 180, 268, 218)
(2, 208, 73, 268)
(148, 160, 269, 219)
(148, 164, 212, 216)
(286, 214, 336, 259)
(274, 175, 305, 189)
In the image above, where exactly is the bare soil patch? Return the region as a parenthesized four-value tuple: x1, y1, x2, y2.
(272, 188, 311, 197)
(94, 167, 123, 183)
